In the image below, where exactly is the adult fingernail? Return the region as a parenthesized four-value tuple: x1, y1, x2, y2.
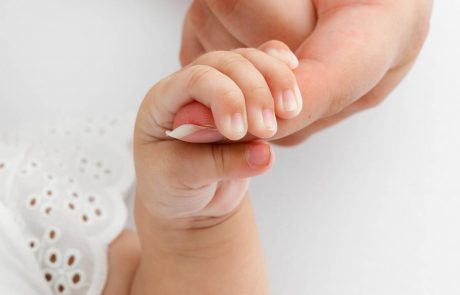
(166, 124, 214, 139)
(246, 143, 271, 168)
(280, 89, 298, 113)
(262, 109, 277, 131)
(231, 113, 246, 137)
(266, 49, 299, 69)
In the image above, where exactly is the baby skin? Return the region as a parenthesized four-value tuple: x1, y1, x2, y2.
(104, 40, 302, 295)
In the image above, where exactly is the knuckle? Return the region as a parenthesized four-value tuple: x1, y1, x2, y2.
(248, 85, 272, 104)
(206, 0, 240, 17)
(188, 1, 209, 31)
(219, 88, 245, 110)
(357, 92, 386, 109)
(278, 66, 297, 85)
(161, 146, 199, 191)
(179, 43, 196, 66)
(232, 47, 259, 56)
(218, 52, 251, 72)
(211, 144, 226, 177)
(179, 48, 188, 66)
(261, 39, 288, 51)
(317, 67, 355, 116)
(325, 86, 353, 116)
(268, 66, 297, 90)
(198, 51, 251, 73)
(186, 65, 215, 90)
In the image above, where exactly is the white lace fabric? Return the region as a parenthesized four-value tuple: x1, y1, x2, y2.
(0, 114, 135, 295)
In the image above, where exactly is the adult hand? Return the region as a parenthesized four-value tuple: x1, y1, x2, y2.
(181, 0, 433, 144)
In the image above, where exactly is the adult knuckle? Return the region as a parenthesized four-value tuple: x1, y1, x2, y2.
(188, 1, 209, 31)
(205, 0, 240, 17)
(320, 68, 358, 116)
(179, 46, 194, 66)
(358, 91, 386, 109)
(211, 144, 226, 177)
(327, 89, 352, 116)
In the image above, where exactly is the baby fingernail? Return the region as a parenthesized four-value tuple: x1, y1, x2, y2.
(246, 143, 271, 168)
(262, 109, 277, 131)
(294, 83, 303, 111)
(266, 49, 299, 69)
(280, 89, 298, 112)
(231, 113, 245, 137)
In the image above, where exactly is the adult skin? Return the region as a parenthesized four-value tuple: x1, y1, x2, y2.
(181, 0, 433, 145)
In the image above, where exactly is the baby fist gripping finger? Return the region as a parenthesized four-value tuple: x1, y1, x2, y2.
(137, 64, 248, 142)
(135, 72, 275, 221)
(167, 41, 302, 143)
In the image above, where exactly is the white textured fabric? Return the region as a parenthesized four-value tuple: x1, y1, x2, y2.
(0, 202, 53, 295)
(0, 114, 135, 295)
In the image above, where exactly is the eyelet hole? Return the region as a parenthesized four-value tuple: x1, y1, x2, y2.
(95, 208, 102, 217)
(28, 238, 39, 251)
(46, 190, 53, 197)
(72, 273, 80, 284)
(44, 272, 53, 282)
(57, 284, 65, 293)
(67, 202, 75, 211)
(42, 205, 53, 216)
(45, 248, 61, 267)
(67, 255, 75, 267)
(27, 195, 40, 209)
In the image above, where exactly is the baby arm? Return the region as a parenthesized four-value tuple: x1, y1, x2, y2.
(131, 42, 300, 295)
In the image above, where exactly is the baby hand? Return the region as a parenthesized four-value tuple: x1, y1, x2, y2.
(134, 40, 301, 227)
(148, 40, 302, 143)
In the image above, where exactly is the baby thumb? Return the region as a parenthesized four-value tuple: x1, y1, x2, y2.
(170, 140, 275, 189)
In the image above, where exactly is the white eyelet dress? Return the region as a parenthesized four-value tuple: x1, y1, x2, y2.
(0, 114, 135, 295)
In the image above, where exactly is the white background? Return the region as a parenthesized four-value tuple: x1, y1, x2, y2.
(1, 1, 459, 294)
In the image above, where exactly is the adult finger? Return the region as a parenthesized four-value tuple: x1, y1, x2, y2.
(182, 0, 244, 65)
(199, 0, 316, 48)
(272, 60, 416, 146)
(180, 13, 206, 66)
(258, 40, 299, 70)
(274, 2, 430, 138)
